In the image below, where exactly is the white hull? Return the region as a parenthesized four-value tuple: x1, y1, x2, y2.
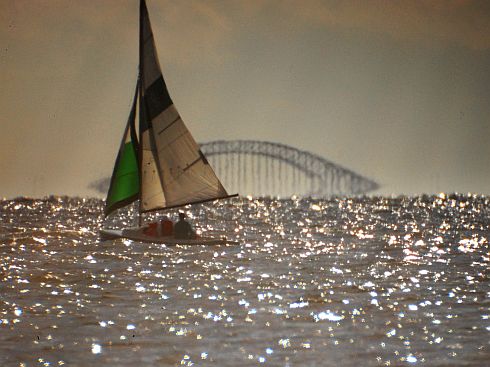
(100, 227, 238, 246)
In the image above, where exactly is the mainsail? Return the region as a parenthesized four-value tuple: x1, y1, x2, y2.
(105, 0, 230, 217)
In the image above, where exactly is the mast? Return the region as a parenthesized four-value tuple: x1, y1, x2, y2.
(137, 0, 145, 226)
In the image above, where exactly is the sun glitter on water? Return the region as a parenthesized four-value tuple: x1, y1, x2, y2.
(0, 194, 489, 366)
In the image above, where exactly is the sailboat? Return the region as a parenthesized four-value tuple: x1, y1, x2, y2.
(100, 0, 237, 245)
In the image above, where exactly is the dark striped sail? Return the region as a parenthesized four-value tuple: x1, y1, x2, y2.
(138, 0, 228, 212)
(105, 83, 140, 216)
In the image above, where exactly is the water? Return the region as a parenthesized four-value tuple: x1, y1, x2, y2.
(1, 194, 489, 366)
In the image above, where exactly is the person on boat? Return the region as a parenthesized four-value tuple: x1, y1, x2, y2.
(160, 216, 173, 237)
(143, 222, 158, 237)
(174, 212, 195, 239)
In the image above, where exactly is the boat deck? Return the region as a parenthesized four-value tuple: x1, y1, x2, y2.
(100, 228, 239, 246)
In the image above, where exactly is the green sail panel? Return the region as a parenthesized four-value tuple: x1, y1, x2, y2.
(105, 83, 140, 216)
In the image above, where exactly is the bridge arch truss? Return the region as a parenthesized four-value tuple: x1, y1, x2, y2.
(200, 140, 379, 197)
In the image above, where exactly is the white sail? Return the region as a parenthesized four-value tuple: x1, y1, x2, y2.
(139, 0, 228, 212)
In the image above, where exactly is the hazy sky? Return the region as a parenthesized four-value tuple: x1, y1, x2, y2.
(1, 0, 490, 198)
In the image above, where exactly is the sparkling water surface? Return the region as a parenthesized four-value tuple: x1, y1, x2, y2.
(0, 195, 489, 366)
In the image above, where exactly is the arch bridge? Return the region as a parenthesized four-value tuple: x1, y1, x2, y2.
(200, 140, 378, 197)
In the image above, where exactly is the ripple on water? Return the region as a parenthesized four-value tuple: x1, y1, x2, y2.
(0, 195, 489, 366)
